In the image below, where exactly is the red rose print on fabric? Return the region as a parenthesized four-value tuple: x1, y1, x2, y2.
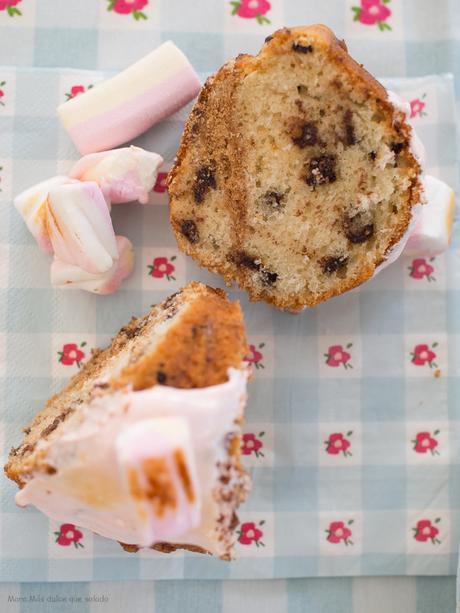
(65, 84, 93, 101)
(107, 0, 148, 20)
(244, 343, 265, 369)
(412, 430, 440, 455)
(58, 342, 87, 368)
(325, 431, 353, 457)
(241, 432, 265, 457)
(153, 172, 168, 193)
(148, 256, 176, 280)
(324, 344, 353, 369)
(0, 80, 5, 106)
(408, 257, 435, 282)
(326, 520, 354, 545)
(411, 343, 438, 368)
(413, 518, 441, 544)
(0, 0, 22, 17)
(351, 0, 392, 31)
(230, 0, 271, 25)
(237, 521, 265, 547)
(54, 523, 84, 548)
(409, 94, 427, 119)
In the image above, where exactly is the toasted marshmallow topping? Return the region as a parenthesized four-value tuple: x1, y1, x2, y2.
(50, 235, 134, 294)
(15, 368, 249, 555)
(70, 146, 163, 204)
(46, 182, 118, 274)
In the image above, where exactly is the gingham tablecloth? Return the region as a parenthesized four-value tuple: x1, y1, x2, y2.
(0, 0, 459, 611)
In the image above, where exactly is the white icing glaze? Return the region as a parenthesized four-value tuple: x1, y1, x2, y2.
(15, 368, 248, 555)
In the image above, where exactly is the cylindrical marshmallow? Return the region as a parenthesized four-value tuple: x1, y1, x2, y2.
(57, 41, 201, 155)
(14, 176, 75, 253)
(404, 175, 456, 257)
(50, 236, 134, 295)
(46, 182, 118, 274)
(70, 146, 164, 204)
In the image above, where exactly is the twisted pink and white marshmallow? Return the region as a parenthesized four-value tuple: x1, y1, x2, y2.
(50, 236, 134, 295)
(70, 146, 163, 205)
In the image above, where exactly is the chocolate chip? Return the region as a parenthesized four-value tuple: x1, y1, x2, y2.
(343, 110, 356, 146)
(180, 219, 199, 244)
(292, 42, 313, 53)
(232, 251, 261, 271)
(262, 190, 285, 210)
(261, 270, 278, 286)
(293, 122, 318, 148)
(265, 35, 273, 43)
(306, 155, 337, 186)
(343, 211, 374, 244)
(369, 151, 377, 161)
(321, 255, 348, 274)
(156, 371, 167, 385)
(390, 142, 404, 155)
(193, 165, 216, 203)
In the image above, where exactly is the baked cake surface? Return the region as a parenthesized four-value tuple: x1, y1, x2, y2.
(5, 282, 249, 559)
(168, 25, 423, 311)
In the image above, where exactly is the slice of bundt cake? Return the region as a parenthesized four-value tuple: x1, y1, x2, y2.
(5, 283, 250, 559)
(168, 25, 423, 311)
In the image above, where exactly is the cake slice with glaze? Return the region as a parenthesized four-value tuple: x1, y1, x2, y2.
(168, 25, 424, 311)
(5, 282, 250, 559)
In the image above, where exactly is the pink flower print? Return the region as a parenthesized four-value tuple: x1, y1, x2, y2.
(241, 432, 265, 457)
(351, 0, 392, 32)
(413, 430, 440, 455)
(413, 518, 441, 544)
(148, 256, 176, 280)
(244, 343, 265, 369)
(325, 432, 353, 457)
(0, 0, 22, 17)
(54, 523, 84, 548)
(230, 0, 271, 25)
(326, 520, 354, 545)
(0, 81, 5, 106)
(237, 521, 265, 546)
(58, 342, 86, 368)
(324, 344, 353, 369)
(411, 343, 438, 368)
(153, 172, 168, 193)
(107, 0, 148, 20)
(409, 94, 427, 119)
(65, 84, 93, 101)
(409, 257, 436, 281)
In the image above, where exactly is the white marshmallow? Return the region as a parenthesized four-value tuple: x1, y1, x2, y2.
(404, 175, 455, 257)
(47, 182, 118, 274)
(14, 176, 75, 253)
(70, 146, 164, 204)
(50, 236, 134, 295)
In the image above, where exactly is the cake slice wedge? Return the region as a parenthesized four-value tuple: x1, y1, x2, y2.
(168, 25, 424, 311)
(5, 282, 250, 559)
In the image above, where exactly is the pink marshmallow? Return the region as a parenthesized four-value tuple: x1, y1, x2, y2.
(50, 236, 134, 295)
(70, 146, 163, 204)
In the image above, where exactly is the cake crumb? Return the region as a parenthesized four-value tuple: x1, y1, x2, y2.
(434, 369, 441, 378)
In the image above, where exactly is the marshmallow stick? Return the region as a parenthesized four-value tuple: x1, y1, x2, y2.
(57, 41, 201, 155)
(70, 146, 164, 204)
(50, 236, 134, 295)
(47, 182, 118, 275)
(14, 176, 75, 253)
(404, 175, 456, 257)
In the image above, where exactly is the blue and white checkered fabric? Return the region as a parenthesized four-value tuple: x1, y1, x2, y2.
(0, 0, 459, 611)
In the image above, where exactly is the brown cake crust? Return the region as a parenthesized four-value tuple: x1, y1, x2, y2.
(168, 25, 423, 311)
(5, 283, 247, 485)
